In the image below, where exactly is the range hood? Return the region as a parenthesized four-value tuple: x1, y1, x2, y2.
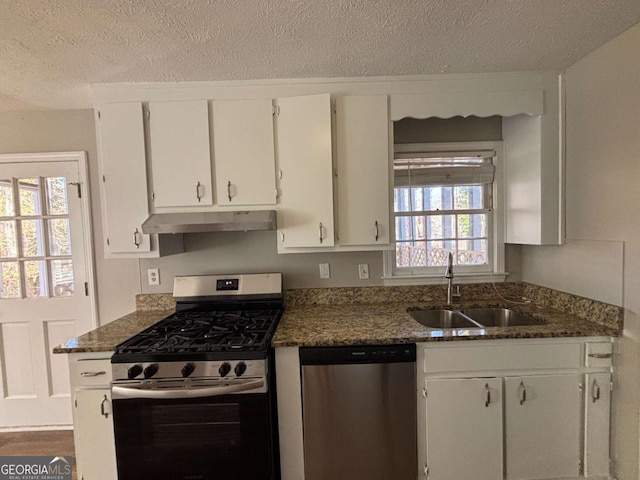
(141, 210, 277, 234)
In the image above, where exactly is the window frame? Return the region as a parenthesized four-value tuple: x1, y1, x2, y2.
(383, 141, 507, 285)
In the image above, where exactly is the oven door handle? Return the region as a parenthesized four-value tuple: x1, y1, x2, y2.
(111, 379, 264, 400)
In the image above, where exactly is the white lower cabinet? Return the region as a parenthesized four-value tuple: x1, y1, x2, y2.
(585, 373, 612, 478)
(69, 354, 117, 480)
(425, 377, 503, 480)
(505, 374, 581, 479)
(419, 338, 614, 480)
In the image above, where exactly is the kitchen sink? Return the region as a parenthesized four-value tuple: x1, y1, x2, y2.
(459, 308, 542, 327)
(409, 307, 543, 329)
(408, 309, 483, 329)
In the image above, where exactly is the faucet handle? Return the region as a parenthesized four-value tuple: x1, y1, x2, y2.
(452, 286, 461, 300)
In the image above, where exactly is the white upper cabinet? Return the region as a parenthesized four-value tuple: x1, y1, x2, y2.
(503, 75, 564, 245)
(276, 93, 334, 249)
(212, 99, 277, 206)
(148, 100, 213, 207)
(335, 95, 390, 246)
(96, 102, 151, 254)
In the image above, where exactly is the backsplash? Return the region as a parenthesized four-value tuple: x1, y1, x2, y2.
(522, 283, 623, 331)
(135, 281, 623, 332)
(282, 282, 525, 306)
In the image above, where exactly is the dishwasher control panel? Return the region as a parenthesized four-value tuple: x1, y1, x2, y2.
(300, 344, 416, 365)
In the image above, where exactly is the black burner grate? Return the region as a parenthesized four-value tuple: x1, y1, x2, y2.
(114, 309, 282, 356)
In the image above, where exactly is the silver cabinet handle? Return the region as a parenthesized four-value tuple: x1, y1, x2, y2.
(374, 221, 379, 241)
(100, 394, 110, 418)
(588, 353, 612, 359)
(592, 379, 601, 403)
(519, 381, 527, 405)
(196, 181, 203, 202)
(80, 371, 106, 377)
(484, 383, 491, 407)
(227, 180, 232, 202)
(319, 222, 323, 243)
(133, 228, 141, 249)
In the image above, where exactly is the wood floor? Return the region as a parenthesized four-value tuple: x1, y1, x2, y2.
(0, 430, 77, 479)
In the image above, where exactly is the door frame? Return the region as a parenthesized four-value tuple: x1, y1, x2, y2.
(0, 151, 99, 330)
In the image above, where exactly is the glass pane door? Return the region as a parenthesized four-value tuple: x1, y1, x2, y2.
(0, 176, 74, 299)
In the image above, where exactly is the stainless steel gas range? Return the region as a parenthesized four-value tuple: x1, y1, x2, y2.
(110, 273, 283, 480)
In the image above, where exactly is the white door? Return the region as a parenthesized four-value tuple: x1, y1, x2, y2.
(505, 374, 582, 480)
(213, 98, 277, 206)
(0, 155, 95, 427)
(97, 102, 152, 254)
(148, 100, 213, 207)
(335, 95, 391, 245)
(585, 373, 612, 477)
(74, 388, 117, 480)
(276, 93, 334, 248)
(425, 377, 503, 480)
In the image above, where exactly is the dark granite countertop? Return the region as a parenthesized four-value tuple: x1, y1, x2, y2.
(53, 282, 622, 353)
(52, 310, 173, 354)
(271, 300, 619, 347)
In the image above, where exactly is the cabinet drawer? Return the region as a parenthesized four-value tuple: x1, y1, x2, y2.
(70, 359, 113, 387)
(585, 342, 613, 367)
(423, 343, 582, 374)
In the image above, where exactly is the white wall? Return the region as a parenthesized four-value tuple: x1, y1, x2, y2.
(0, 109, 139, 323)
(521, 23, 640, 479)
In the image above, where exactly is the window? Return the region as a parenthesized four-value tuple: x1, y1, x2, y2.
(384, 142, 505, 283)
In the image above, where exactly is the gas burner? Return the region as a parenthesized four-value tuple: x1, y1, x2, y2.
(113, 308, 281, 358)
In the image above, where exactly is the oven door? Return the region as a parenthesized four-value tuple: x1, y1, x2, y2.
(111, 378, 277, 480)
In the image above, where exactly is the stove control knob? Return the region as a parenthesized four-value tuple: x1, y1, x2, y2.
(143, 364, 159, 379)
(127, 364, 143, 379)
(234, 362, 247, 377)
(218, 362, 231, 377)
(181, 363, 196, 378)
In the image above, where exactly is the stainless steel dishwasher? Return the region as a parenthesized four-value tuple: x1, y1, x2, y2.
(300, 344, 417, 480)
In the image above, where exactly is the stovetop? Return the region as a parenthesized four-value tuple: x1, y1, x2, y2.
(112, 308, 282, 363)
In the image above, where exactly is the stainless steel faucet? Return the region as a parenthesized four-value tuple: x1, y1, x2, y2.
(445, 252, 460, 304)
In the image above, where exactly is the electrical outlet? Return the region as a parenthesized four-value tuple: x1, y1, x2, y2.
(358, 264, 370, 280)
(319, 263, 330, 279)
(147, 268, 160, 286)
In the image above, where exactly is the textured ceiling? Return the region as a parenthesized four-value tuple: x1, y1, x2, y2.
(1, 0, 639, 110)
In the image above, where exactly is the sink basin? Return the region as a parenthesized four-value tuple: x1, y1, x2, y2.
(459, 308, 542, 327)
(409, 309, 483, 329)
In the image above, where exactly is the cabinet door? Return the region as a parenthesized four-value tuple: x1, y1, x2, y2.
(424, 378, 503, 480)
(505, 374, 581, 479)
(276, 93, 334, 248)
(585, 373, 611, 478)
(335, 95, 390, 246)
(74, 388, 117, 480)
(97, 102, 151, 253)
(149, 100, 213, 207)
(213, 99, 277, 205)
